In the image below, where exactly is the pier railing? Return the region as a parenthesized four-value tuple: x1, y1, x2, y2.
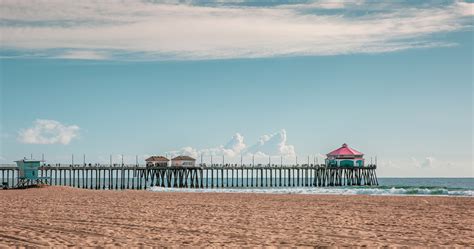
(0, 164, 378, 189)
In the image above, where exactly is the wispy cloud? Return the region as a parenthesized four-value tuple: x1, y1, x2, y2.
(18, 119, 80, 145)
(0, 0, 472, 60)
(53, 50, 108, 60)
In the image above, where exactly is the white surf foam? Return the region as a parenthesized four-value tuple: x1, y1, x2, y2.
(148, 186, 474, 197)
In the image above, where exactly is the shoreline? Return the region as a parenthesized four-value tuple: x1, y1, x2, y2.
(6, 185, 474, 197)
(147, 185, 474, 197)
(1, 186, 473, 247)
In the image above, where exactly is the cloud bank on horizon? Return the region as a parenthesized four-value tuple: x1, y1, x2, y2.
(7, 120, 445, 169)
(167, 129, 297, 159)
(1, 0, 472, 60)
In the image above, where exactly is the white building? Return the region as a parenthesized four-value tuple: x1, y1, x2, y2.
(171, 156, 196, 167)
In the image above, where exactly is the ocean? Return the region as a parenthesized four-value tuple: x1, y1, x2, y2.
(149, 177, 474, 197)
(2, 169, 472, 196)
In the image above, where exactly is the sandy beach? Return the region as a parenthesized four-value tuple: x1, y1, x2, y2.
(0, 187, 472, 247)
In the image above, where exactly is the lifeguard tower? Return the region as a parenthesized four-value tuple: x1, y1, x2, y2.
(14, 158, 49, 188)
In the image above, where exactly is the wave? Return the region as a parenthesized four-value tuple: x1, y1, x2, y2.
(148, 186, 474, 197)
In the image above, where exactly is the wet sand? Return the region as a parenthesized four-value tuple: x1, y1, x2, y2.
(0, 186, 472, 247)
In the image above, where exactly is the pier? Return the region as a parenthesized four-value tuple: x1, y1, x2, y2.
(0, 164, 378, 190)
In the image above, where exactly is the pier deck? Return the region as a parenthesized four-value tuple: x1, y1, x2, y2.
(0, 164, 378, 190)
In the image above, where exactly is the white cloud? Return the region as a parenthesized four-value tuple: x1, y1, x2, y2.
(223, 133, 246, 156)
(168, 146, 200, 158)
(18, 119, 80, 145)
(422, 157, 435, 168)
(245, 129, 295, 157)
(411, 156, 436, 168)
(0, 1, 472, 60)
(167, 130, 296, 161)
(167, 133, 247, 158)
(304, 0, 353, 9)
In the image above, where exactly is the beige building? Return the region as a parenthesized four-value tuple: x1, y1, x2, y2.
(171, 156, 196, 167)
(145, 156, 169, 167)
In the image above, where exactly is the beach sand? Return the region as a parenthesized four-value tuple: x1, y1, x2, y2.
(0, 186, 472, 247)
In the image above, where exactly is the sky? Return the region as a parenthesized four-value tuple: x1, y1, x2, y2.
(0, 0, 472, 177)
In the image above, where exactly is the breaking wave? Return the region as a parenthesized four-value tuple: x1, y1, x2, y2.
(149, 186, 474, 197)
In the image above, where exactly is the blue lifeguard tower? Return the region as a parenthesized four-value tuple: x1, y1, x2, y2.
(14, 158, 49, 188)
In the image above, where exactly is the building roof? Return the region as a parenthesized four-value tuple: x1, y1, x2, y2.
(327, 143, 363, 156)
(15, 159, 42, 163)
(145, 156, 169, 162)
(171, 155, 196, 161)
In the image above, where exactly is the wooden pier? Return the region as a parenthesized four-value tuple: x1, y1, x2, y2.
(0, 164, 378, 190)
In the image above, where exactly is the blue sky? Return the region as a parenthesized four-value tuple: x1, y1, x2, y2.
(0, 0, 472, 177)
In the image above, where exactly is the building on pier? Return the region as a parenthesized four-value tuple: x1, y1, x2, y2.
(325, 143, 364, 167)
(171, 156, 196, 167)
(145, 156, 169, 167)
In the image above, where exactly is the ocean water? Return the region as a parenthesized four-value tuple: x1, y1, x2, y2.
(149, 178, 474, 197)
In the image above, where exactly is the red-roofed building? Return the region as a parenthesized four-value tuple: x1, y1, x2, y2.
(325, 143, 365, 167)
(145, 156, 169, 167)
